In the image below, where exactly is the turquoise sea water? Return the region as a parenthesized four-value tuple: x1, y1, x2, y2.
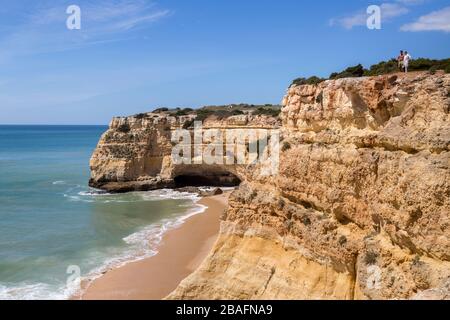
(0, 125, 204, 300)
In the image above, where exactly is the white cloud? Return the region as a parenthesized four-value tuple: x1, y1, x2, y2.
(401, 6, 450, 32)
(0, 1, 171, 62)
(395, 0, 425, 5)
(29, 0, 171, 34)
(103, 9, 170, 31)
(382, 3, 410, 17)
(330, 3, 409, 29)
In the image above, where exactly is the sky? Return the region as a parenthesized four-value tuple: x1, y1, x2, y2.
(0, 0, 449, 125)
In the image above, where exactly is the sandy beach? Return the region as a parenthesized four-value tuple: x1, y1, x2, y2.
(79, 191, 230, 300)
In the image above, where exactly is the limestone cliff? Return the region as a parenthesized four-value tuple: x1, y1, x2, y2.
(90, 72, 450, 299)
(89, 112, 279, 192)
(167, 72, 450, 300)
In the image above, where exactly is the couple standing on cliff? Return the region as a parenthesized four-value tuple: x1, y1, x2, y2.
(397, 50, 412, 73)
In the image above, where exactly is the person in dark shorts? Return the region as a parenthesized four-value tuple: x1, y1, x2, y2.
(397, 50, 404, 71)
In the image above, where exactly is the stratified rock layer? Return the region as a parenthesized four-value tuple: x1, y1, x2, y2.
(167, 72, 450, 300)
(89, 114, 279, 192)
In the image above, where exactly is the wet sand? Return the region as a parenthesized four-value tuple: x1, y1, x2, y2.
(79, 192, 229, 300)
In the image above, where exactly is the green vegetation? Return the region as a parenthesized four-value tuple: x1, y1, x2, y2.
(182, 119, 195, 129)
(291, 76, 326, 86)
(195, 109, 214, 122)
(202, 103, 281, 112)
(153, 107, 169, 113)
(330, 64, 365, 79)
(172, 108, 194, 116)
(291, 57, 450, 86)
(409, 58, 449, 72)
(446, 64, 450, 74)
(364, 59, 398, 76)
(253, 107, 281, 117)
(134, 113, 147, 119)
(365, 58, 450, 76)
(155, 104, 282, 122)
(195, 108, 246, 120)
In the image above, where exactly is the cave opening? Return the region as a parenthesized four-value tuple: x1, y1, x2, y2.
(174, 173, 241, 188)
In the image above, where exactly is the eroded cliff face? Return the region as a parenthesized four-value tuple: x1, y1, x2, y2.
(89, 113, 279, 192)
(167, 72, 450, 300)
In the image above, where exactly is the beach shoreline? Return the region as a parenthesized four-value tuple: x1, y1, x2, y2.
(77, 191, 230, 300)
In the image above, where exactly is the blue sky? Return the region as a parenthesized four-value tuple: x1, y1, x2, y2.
(0, 0, 449, 124)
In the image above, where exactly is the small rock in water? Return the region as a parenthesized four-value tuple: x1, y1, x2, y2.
(211, 188, 223, 195)
(175, 187, 224, 196)
(199, 187, 223, 196)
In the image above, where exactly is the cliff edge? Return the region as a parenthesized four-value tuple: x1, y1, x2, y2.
(90, 72, 450, 299)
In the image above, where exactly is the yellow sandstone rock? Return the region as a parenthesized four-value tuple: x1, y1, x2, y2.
(169, 73, 450, 300)
(91, 72, 450, 299)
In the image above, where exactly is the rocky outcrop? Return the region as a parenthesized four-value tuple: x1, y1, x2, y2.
(89, 113, 279, 192)
(167, 72, 450, 300)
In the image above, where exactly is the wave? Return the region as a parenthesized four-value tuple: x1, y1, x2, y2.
(52, 181, 67, 185)
(139, 189, 201, 201)
(72, 200, 208, 298)
(0, 283, 62, 300)
(78, 190, 109, 196)
(198, 186, 236, 192)
(0, 279, 80, 300)
(64, 188, 202, 204)
(0, 191, 208, 300)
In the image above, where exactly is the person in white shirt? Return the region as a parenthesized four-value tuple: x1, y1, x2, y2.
(403, 51, 412, 73)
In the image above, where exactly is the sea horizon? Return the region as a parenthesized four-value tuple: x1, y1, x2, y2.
(0, 124, 108, 127)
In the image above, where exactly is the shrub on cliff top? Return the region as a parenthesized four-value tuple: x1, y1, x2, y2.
(291, 58, 450, 86)
(409, 58, 436, 71)
(330, 64, 365, 79)
(169, 108, 196, 117)
(134, 113, 147, 119)
(365, 58, 450, 76)
(253, 107, 281, 117)
(153, 107, 169, 113)
(364, 59, 398, 76)
(231, 109, 244, 115)
(445, 64, 450, 74)
(195, 109, 214, 122)
(414, 58, 450, 73)
(291, 76, 325, 87)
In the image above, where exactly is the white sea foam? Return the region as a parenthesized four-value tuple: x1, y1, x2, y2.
(2, 187, 212, 300)
(66, 201, 207, 300)
(78, 190, 109, 196)
(0, 282, 66, 300)
(64, 188, 202, 204)
(139, 189, 201, 201)
(198, 186, 236, 192)
(0, 199, 207, 300)
(0, 272, 86, 300)
(52, 181, 67, 185)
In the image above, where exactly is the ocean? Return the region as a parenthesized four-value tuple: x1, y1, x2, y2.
(0, 125, 206, 300)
